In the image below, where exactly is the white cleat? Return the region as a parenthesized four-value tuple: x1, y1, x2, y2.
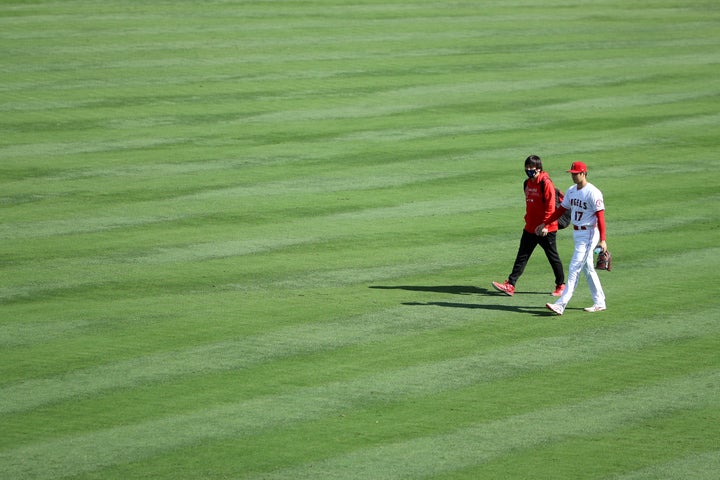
(583, 305, 606, 313)
(546, 303, 564, 316)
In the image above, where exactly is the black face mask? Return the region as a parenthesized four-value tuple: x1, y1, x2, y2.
(525, 169, 538, 179)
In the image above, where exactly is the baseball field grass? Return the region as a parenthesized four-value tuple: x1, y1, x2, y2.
(1, 0, 719, 478)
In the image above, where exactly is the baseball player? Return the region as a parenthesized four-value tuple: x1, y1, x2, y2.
(492, 155, 565, 297)
(536, 161, 607, 315)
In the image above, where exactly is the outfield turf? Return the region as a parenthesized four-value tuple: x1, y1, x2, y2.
(1, 1, 719, 479)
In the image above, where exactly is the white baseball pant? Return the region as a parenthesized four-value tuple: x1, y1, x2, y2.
(553, 226, 605, 311)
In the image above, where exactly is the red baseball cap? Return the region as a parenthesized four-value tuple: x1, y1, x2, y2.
(567, 161, 587, 173)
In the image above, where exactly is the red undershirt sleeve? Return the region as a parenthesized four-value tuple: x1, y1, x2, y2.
(596, 209, 606, 241)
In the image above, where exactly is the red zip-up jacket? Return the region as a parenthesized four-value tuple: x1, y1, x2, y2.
(524, 171, 558, 233)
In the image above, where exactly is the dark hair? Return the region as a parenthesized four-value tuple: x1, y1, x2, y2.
(525, 155, 543, 171)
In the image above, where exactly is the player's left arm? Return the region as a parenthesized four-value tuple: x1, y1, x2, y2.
(596, 209, 607, 252)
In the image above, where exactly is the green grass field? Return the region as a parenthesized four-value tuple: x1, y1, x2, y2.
(2, 1, 719, 478)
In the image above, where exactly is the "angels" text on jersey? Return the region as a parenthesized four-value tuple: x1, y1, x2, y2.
(570, 198, 589, 209)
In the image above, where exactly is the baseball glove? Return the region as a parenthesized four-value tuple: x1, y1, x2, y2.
(596, 250, 612, 271)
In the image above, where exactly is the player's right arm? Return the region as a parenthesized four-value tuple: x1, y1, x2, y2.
(535, 206, 568, 235)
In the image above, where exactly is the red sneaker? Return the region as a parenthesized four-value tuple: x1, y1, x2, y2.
(492, 280, 515, 296)
(552, 284, 565, 297)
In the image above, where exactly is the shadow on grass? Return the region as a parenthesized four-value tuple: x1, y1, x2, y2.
(401, 301, 549, 316)
(369, 285, 550, 296)
(369, 285, 553, 316)
(370, 285, 490, 295)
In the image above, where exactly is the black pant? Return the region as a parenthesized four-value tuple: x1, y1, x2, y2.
(508, 229, 565, 287)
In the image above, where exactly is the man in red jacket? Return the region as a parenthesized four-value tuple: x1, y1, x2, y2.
(492, 155, 565, 297)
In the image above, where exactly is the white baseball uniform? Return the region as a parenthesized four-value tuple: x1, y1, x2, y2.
(551, 182, 605, 312)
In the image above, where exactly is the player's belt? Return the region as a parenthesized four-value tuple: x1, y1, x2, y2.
(573, 225, 589, 230)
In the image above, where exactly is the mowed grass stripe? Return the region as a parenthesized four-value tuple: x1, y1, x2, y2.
(5, 56, 714, 137)
(3, 90, 713, 175)
(2, 305, 716, 415)
(242, 371, 720, 480)
(613, 451, 720, 480)
(473, 407, 720, 479)
(4, 5, 715, 156)
(3, 369, 717, 480)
